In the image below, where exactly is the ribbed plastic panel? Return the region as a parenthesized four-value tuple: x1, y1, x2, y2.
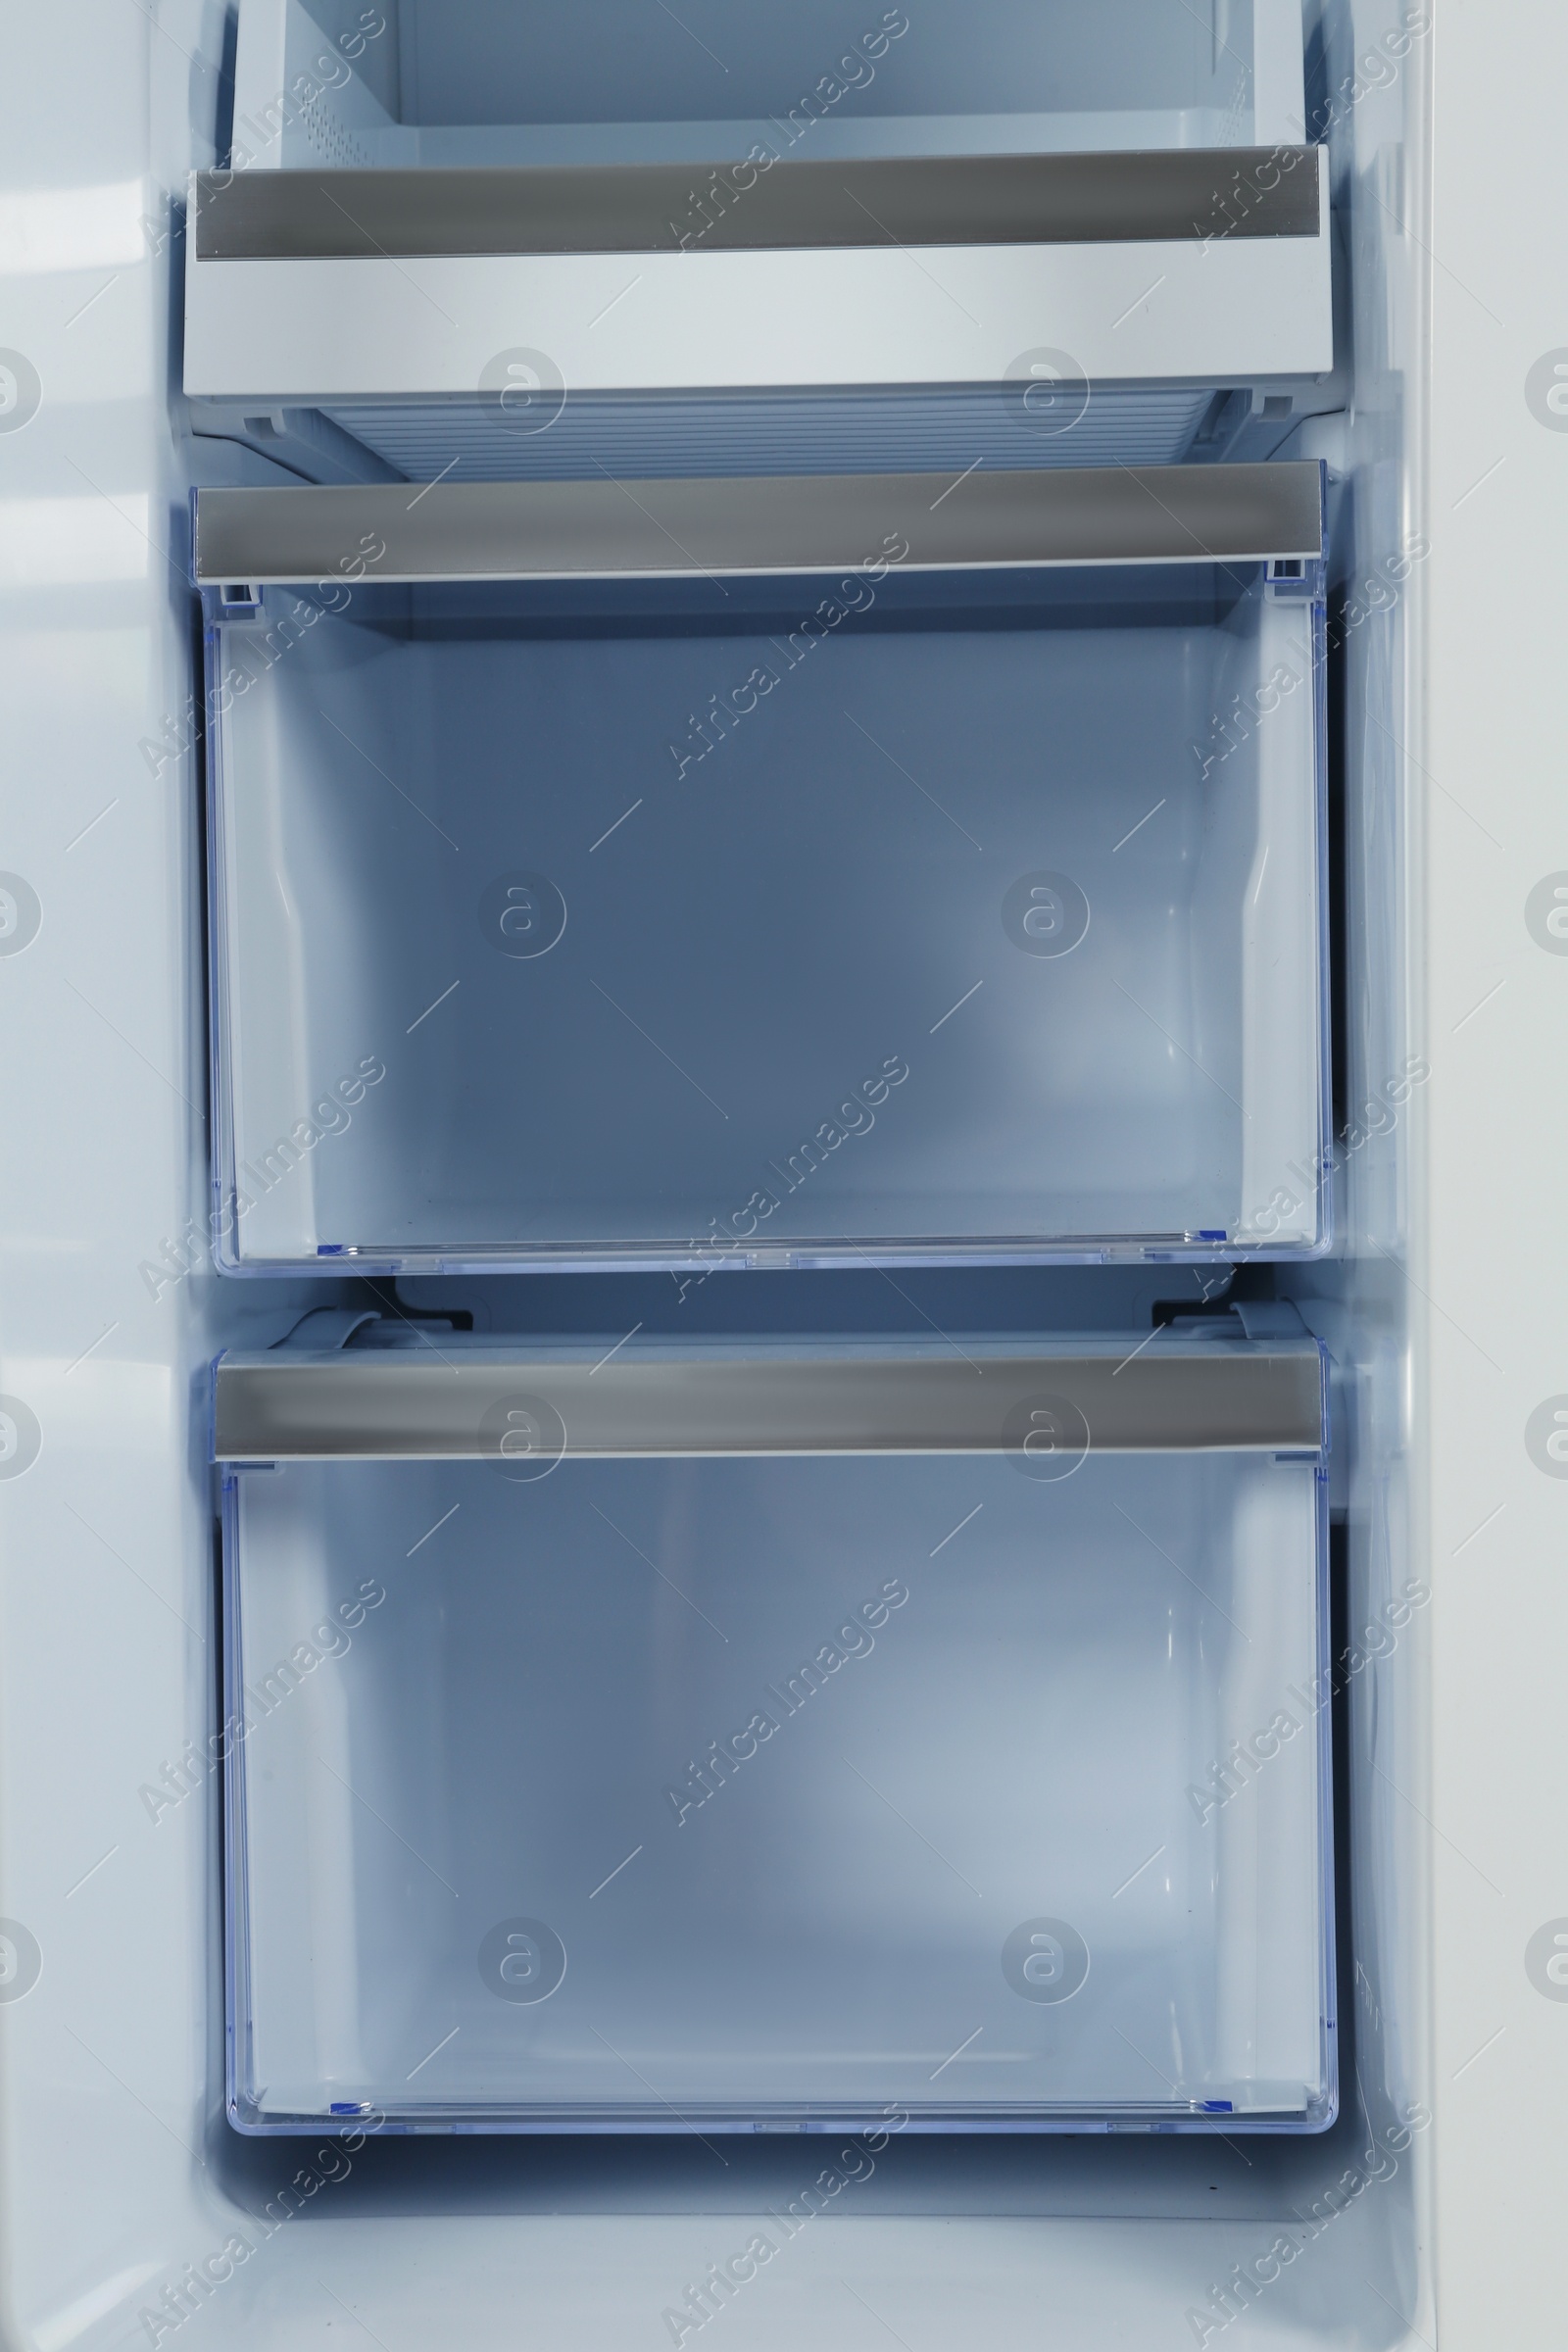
(320, 385, 1215, 482)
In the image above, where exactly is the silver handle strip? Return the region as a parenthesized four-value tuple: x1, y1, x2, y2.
(193, 149, 1321, 262)
(195, 464, 1324, 586)
(214, 1349, 1326, 1462)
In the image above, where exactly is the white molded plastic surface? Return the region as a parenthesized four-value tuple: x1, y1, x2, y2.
(183, 221, 1334, 405)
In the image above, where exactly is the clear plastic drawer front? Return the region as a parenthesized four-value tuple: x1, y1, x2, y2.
(200, 466, 1328, 1273)
(218, 1328, 1335, 2133)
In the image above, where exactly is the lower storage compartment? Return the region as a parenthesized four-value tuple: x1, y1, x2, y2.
(202, 470, 1327, 1271)
(220, 1328, 1334, 2132)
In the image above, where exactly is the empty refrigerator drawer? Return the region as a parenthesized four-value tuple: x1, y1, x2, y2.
(218, 1324, 1334, 2134)
(187, 2, 1331, 460)
(198, 464, 1328, 1272)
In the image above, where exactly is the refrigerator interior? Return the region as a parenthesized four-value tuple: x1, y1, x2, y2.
(0, 0, 1457, 2348)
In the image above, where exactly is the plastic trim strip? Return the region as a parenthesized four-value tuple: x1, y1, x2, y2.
(213, 1345, 1329, 1461)
(193, 148, 1322, 260)
(194, 462, 1325, 583)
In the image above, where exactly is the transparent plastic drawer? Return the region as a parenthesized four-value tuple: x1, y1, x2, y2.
(186, 2, 1332, 466)
(227, 0, 1315, 175)
(218, 1319, 1335, 2134)
(199, 465, 1328, 1274)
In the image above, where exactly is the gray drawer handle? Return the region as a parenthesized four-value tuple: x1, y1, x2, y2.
(214, 1346, 1327, 1461)
(193, 149, 1322, 262)
(194, 463, 1324, 586)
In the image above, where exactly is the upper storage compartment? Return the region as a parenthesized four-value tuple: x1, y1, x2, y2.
(197, 463, 1328, 1273)
(232, 0, 1311, 171)
(185, 0, 1332, 483)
